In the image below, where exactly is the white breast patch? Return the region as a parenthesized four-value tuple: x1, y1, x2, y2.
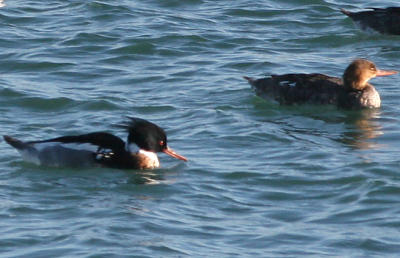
(139, 149, 160, 168)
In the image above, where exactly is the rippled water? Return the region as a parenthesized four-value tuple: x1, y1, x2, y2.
(1, 0, 400, 257)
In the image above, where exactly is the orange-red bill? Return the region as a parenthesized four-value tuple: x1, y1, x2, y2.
(376, 69, 398, 77)
(163, 147, 188, 162)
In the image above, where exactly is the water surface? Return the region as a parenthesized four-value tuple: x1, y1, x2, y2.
(1, 0, 400, 257)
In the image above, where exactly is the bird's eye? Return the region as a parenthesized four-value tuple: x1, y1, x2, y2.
(370, 66, 376, 71)
(159, 140, 164, 146)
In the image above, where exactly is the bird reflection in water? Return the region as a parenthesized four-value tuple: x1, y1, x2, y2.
(340, 109, 383, 150)
(127, 171, 167, 185)
(126, 164, 182, 185)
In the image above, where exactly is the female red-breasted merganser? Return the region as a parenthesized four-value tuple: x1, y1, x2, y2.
(244, 59, 397, 109)
(341, 7, 400, 35)
(3, 117, 187, 169)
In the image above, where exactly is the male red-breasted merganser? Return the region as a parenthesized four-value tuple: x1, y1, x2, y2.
(3, 117, 187, 169)
(341, 7, 400, 35)
(244, 59, 397, 109)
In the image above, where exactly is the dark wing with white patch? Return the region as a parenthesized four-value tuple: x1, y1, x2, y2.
(28, 132, 127, 153)
(27, 132, 132, 168)
(247, 73, 344, 105)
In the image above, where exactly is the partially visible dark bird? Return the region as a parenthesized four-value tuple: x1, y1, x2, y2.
(244, 59, 397, 109)
(341, 7, 400, 35)
(4, 117, 187, 170)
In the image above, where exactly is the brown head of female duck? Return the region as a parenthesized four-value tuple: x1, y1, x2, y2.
(244, 59, 397, 110)
(339, 59, 397, 109)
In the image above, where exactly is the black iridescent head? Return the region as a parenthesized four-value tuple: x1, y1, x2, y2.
(125, 117, 167, 152)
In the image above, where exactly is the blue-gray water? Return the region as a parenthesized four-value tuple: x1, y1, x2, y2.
(1, 1, 400, 257)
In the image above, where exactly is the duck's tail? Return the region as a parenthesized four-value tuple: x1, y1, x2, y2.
(244, 75, 282, 103)
(3, 135, 27, 150)
(340, 8, 352, 17)
(243, 76, 255, 85)
(4, 135, 40, 164)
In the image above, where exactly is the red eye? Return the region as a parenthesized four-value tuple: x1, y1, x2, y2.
(159, 140, 164, 146)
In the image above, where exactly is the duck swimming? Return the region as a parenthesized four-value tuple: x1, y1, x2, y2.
(244, 59, 397, 109)
(3, 117, 187, 170)
(341, 7, 400, 35)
